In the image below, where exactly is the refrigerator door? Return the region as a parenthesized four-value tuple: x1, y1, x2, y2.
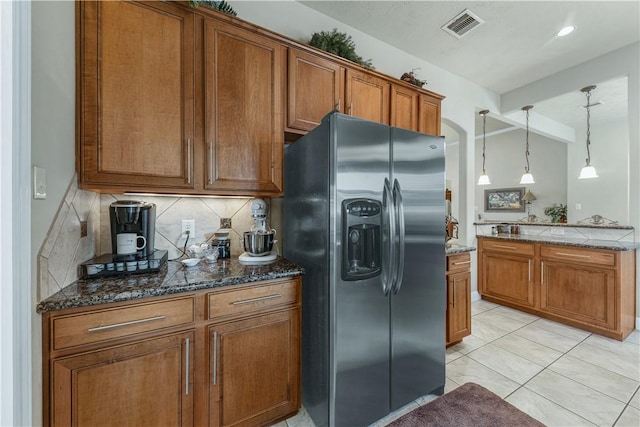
(389, 127, 446, 410)
(332, 114, 392, 427)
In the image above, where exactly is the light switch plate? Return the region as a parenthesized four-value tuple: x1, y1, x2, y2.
(33, 166, 47, 199)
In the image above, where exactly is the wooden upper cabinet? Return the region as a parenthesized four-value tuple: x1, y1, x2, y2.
(77, 1, 195, 191)
(203, 19, 285, 195)
(418, 93, 442, 136)
(391, 84, 419, 131)
(287, 48, 345, 133)
(345, 69, 391, 124)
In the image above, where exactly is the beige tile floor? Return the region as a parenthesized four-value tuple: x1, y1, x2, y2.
(275, 299, 640, 427)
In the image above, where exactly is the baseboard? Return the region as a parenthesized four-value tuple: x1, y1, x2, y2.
(471, 291, 481, 302)
(636, 316, 640, 330)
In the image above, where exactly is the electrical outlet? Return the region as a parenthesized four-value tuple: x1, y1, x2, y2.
(220, 218, 232, 229)
(181, 220, 195, 238)
(575, 203, 582, 210)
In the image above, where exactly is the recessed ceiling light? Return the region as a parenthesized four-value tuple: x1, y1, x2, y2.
(556, 26, 575, 37)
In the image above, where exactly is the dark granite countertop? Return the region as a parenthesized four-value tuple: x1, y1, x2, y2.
(474, 221, 633, 230)
(477, 234, 639, 251)
(446, 244, 476, 255)
(37, 257, 305, 313)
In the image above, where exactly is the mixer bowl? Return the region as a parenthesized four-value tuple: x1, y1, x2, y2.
(243, 231, 275, 256)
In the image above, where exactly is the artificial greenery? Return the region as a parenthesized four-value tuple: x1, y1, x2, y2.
(309, 29, 374, 69)
(188, 0, 237, 16)
(544, 204, 568, 223)
(400, 69, 427, 88)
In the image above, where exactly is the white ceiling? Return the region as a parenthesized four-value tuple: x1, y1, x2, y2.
(298, 0, 638, 134)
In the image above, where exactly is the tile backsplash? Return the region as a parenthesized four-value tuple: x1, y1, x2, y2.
(38, 175, 283, 301)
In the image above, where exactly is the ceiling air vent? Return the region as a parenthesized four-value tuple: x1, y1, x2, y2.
(441, 9, 484, 39)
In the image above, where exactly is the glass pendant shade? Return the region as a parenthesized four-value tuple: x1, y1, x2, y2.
(520, 172, 535, 184)
(579, 165, 598, 179)
(477, 110, 491, 185)
(579, 85, 598, 179)
(519, 105, 534, 184)
(477, 174, 491, 185)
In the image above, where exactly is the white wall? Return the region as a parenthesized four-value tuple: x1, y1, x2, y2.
(475, 129, 568, 222)
(567, 118, 630, 223)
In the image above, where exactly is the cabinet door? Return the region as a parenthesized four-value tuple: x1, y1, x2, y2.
(418, 93, 442, 136)
(345, 69, 390, 124)
(78, 0, 195, 190)
(481, 252, 535, 308)
(446, 271, 471, 345)
(50, 332, 194, 427)
(287, 48, 345, 133)
(209, 310, 300, 427)
(541, 261, 616, 330)
(390, 84, 419, 131)
(204, 20, 285, 195)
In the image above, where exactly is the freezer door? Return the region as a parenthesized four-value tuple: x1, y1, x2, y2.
(389, 127, 446, 410)
(332, 114, 391, 427)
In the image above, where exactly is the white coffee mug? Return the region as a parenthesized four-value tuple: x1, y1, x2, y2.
(116, 233, 146, 255)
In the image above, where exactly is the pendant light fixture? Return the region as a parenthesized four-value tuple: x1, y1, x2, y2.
(477, 109, 491, 185)
(578, 85, 599, 179)
(519, 105, 535, 184)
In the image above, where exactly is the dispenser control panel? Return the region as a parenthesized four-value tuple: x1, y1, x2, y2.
(341, 198, 382, 281)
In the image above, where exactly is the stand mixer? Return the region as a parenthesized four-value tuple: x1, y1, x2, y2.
(239, 199, 278, 264)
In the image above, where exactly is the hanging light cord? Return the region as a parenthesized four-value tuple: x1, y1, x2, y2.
(524, 107, 531, 173)
(481, 111, 488, 174)
(585, 88, 593, 166)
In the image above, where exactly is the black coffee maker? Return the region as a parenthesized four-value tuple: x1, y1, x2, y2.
(110, 200, 156, 259)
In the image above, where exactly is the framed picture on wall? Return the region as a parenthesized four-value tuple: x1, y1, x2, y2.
(484, 187, 525, 212)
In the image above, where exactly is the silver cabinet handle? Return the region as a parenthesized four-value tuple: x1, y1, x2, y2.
(208, 141, 214, 186)
(555, 252, 591, 259)
(541, 262, 545, 285)
(528, 259, 531, 282)
(212, 331, 218, 385)
(187, 138, 192, 184)
(231, 294, 282, 305)
(185, 337, 190, 395)
(452, 278, 456, 308)
(493, 244, 518, 250)
(453, 260, 471, 265)
(87, 315, 166, 332)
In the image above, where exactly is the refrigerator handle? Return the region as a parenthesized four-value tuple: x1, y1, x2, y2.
(392, 179, 406, 294)
(382, 178, 395, 296)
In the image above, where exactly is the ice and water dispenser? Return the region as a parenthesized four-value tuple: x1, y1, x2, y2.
(342, 198, 382, 281)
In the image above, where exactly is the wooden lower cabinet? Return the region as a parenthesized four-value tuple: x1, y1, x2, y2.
(43, 277, 302, 427)
(209, 310, 300, 427)
(50, 331, 194, 427)
(478, 239, 536, 309)
(445, 252, 472, 346)
(478, 237, 636, 341)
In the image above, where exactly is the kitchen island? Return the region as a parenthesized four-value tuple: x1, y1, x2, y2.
(476, 222, 637, 341)
(39, 257, 304, 427)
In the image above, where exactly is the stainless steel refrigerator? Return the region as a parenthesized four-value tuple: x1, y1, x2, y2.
(283, 112, 445, 427)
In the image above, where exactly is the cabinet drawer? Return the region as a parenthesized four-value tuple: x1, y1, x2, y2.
(208, 279, 298, 320)
(481, 239, 535, 256)
(52, 296, 195, 350)
(447, 253, 471, 273)
(541, 245, 615, 266)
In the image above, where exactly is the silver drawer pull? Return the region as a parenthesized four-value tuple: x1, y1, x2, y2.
(231, 294, 282, 305)
(185, 337, 190, 395)
(555, 252, 591, 259)
(493, 245, 518, 250)
(87, 315, 167, 332)
(453, 260, 471, 265)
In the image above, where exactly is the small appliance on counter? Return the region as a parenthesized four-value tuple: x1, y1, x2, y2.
(239, 198, 278, 264)
(79, 200, 167, 279)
